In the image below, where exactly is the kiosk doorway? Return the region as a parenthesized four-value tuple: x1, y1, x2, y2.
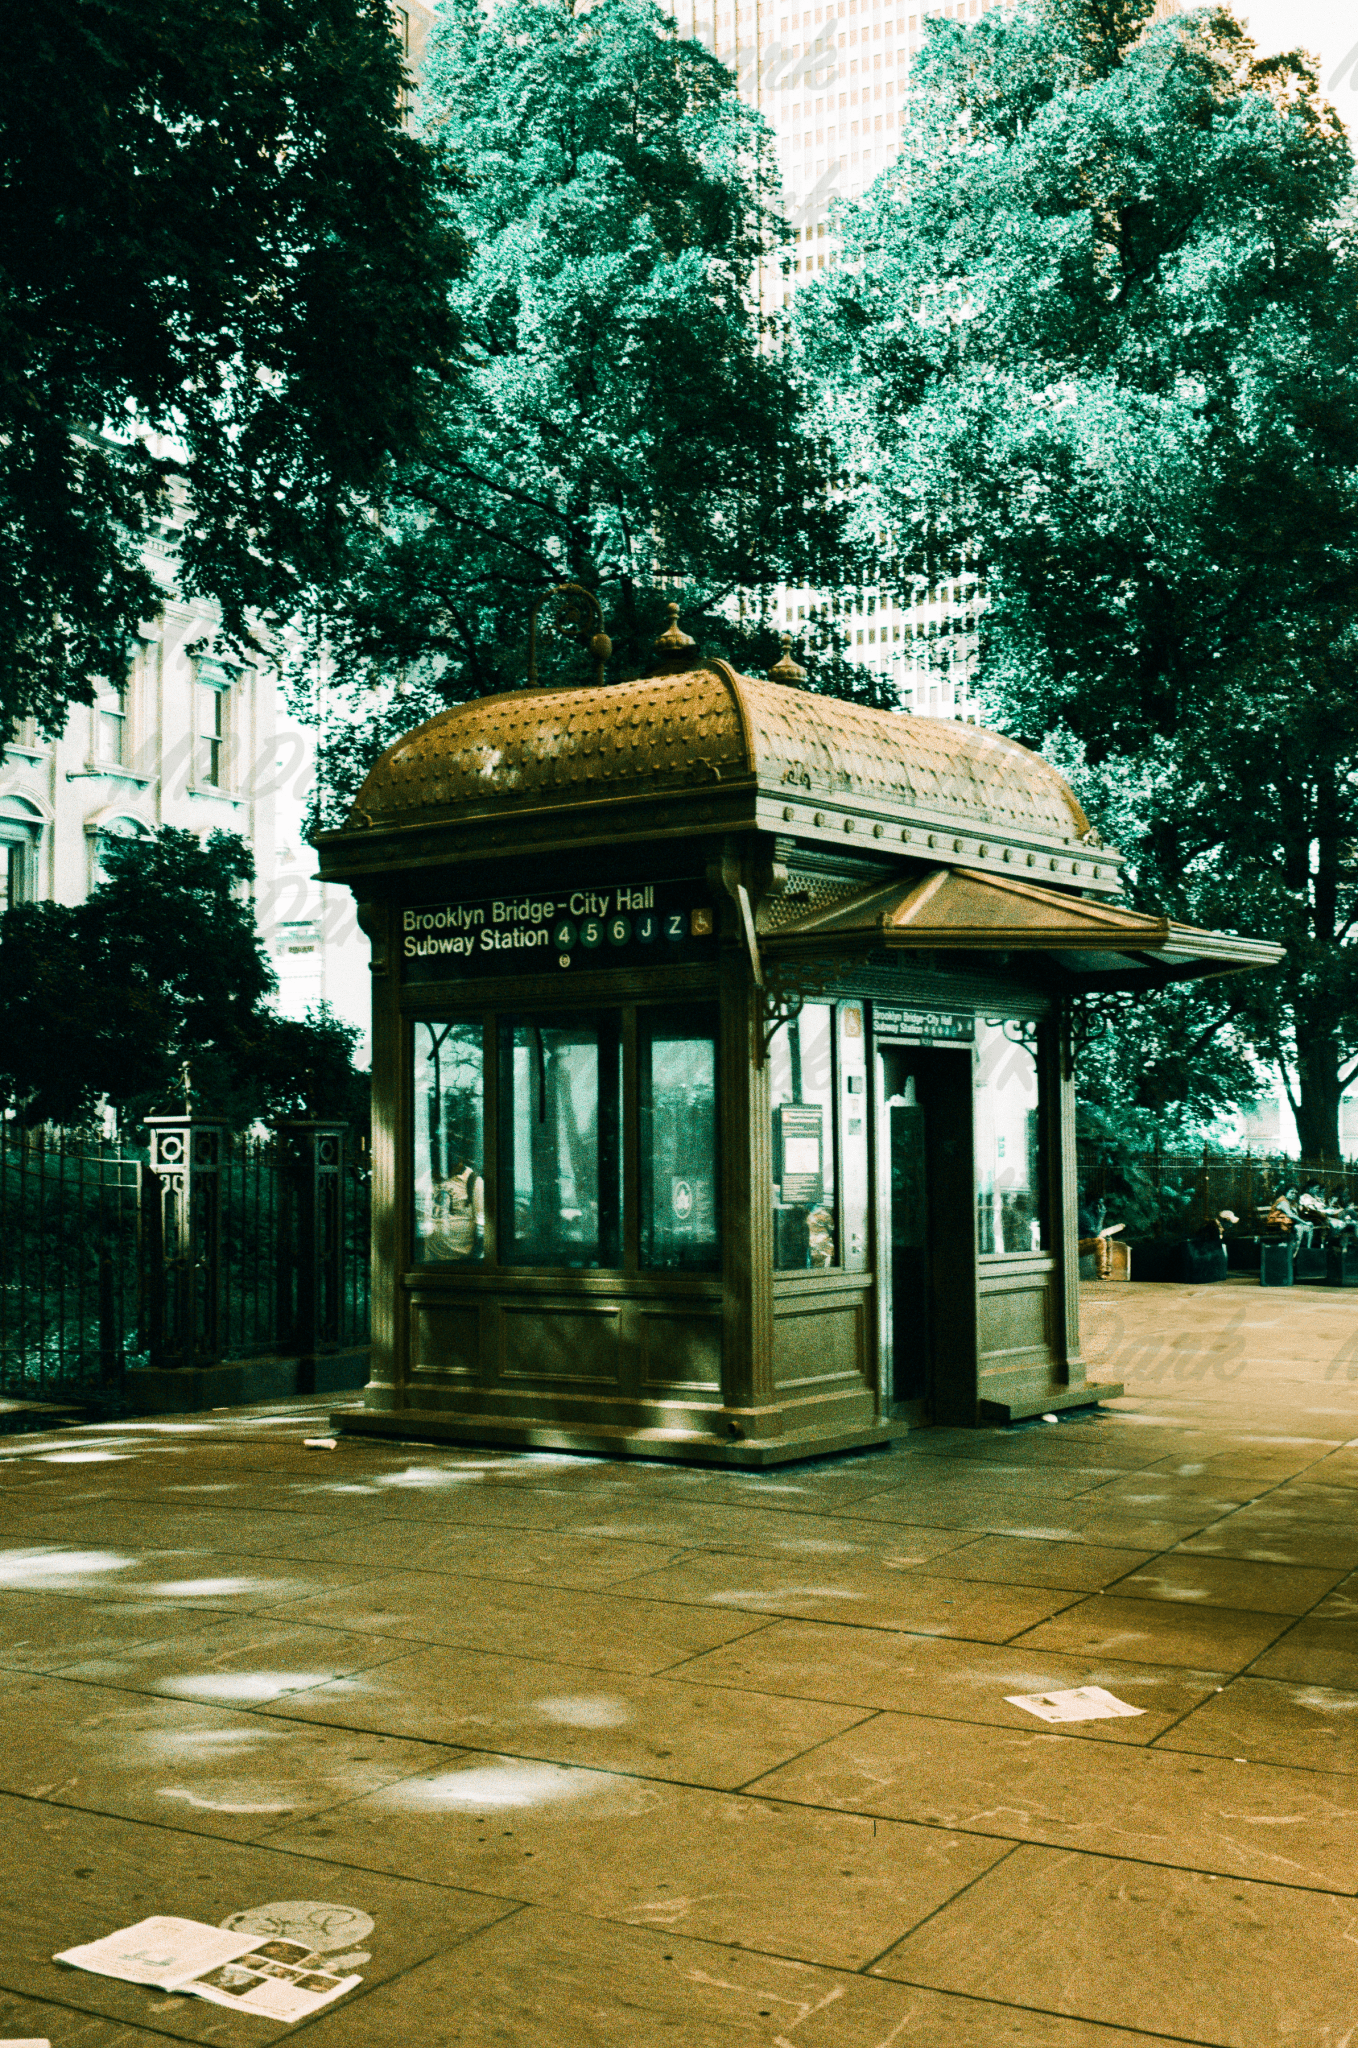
(878, 1044, 974, 1416)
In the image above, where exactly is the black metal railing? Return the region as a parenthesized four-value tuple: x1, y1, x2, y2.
(0, 1122, 370, 1403)
(1077, 1144, 1358, 1241)
(0, 1126, 142, 1401)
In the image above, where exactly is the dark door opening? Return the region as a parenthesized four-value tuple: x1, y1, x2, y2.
(877, 1045, 975, 1418)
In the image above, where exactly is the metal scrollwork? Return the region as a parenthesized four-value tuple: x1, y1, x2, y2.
(754, 953, 853, 1066)
(1062, 992, 1134, 1079)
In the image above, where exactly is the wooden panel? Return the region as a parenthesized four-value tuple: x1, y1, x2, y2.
(772, 1300, 865, 1389)
(410, 1301, 480, 1379)
(499, 1303, 621, 1385)
(978, 1271, 1054, 1367)
(979, 1288, 1049, 1357)
(640, 1311, 722, 1392)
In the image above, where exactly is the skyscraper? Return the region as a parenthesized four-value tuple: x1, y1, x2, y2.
(659, 0, 996, 714)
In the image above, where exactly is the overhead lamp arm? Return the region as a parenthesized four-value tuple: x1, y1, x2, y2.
(525, 583, 612, 690)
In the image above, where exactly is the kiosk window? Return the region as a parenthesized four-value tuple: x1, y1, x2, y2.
(499, 1014, 622, 1267)
(414, 1021, 485, 1262)
(640, 1006, 719, 1270)
(975, 1021, 1045, 1254)
(770, 1003, 838, 1269)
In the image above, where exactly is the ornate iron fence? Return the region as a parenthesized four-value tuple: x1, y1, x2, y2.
(0, 1122, 370, 1403)
(0, 1127, 141, 1400)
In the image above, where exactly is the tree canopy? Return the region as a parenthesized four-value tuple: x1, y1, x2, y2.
(0, 828, 364, 1130)
(799, 0, 1358, 1154)
(1, 0, 458, 735)
(297, 0, 862, 826)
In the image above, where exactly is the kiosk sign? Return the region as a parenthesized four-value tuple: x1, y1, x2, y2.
(402, 879, 716, 980)
(872, 1005, 975, 1045)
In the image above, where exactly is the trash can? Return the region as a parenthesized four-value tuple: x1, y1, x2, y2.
(1328, 1241, 1358, 1287)
(1183, 1239, 1228, 1284)
(1261, 1240, 1294, 1287)
(1294, 1243, 1328, 1282)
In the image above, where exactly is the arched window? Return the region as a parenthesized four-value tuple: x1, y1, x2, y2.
(87, 811, 153, 890)
(0, 795, 46, 907)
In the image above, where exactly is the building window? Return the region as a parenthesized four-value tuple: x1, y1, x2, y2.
(974, 1021, 1046, 1253)
(0, 797, 44, 906)
(94, 685, 129, 767)
(3, 839, 27, 907)
(197, 682, 226, 787)
(639, 1006, 719, 1270)
(90, 814, 152, 889)
(498, 1013, 623, 1268)
(770, 1002, 838, 1269)
(414, 1021, 485, 1263)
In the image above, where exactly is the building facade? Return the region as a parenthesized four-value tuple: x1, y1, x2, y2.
(1, 518, 276, 920)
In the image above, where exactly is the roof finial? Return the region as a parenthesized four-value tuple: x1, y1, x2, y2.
(767, 633, 806, 684)
(653, 602, 696, 669)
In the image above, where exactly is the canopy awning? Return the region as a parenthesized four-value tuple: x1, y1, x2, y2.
(763, 867, 1283, 991)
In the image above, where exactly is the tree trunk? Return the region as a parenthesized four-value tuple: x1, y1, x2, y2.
(1293, 765, 1345, 1162)
(1293, 1018, 1343, 1162)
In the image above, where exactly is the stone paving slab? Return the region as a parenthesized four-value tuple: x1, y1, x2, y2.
(0, 1790, 515, 2044)
(870, 1843, 1358, 2048)
(2, 1287, 1358, 2042)
(310, 1906, 1190, 2047)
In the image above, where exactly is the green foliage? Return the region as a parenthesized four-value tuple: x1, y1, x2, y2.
(1075, 1103, 1202, 1239)
(0, 829, 365, 1130)
(297, 0, 854, 827)
(0, 0, 458, 734)
(798, 0, 1358, 1153)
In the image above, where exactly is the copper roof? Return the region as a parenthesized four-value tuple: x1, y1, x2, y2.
(767, 867, 1285, 989)
(347, 663, 1096, 852)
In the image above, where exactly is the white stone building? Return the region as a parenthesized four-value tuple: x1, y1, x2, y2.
(1, 517, 278, 919)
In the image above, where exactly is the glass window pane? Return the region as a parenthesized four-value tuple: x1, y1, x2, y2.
(770, 1001, 838, 1269)
(413, 1021, 485, 1263)
(198, 685, 223, 786)
(975, 1021, 1045, 1254)
(499, 1013, 622, 1268)
(640, 1006, 719, 1271)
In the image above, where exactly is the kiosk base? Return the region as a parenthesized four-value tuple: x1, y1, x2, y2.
(977, 1380, 1124, 1425)
(329, 1405, 910, 1468)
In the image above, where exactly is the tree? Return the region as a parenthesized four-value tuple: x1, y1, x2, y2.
(296, 0, 862, 827)
(799, 0, 1358, 1155)
(0, 828, 364, 1129)
(1, 0, 458, 735)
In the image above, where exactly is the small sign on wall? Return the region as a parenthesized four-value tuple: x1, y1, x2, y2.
(776, 1102, 824, 1203)
(873, 1005, 975, 1044)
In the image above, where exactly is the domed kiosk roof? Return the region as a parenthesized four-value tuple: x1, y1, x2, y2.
(341, 658, 1116, 887)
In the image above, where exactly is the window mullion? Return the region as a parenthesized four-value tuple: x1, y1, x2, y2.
(623, 1006, 639, 1273)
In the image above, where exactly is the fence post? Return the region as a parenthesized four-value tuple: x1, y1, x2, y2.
(97, 1249, 120, 1386)
(278, 1121, 347, 1395)
(141, 1116, 227, 1371)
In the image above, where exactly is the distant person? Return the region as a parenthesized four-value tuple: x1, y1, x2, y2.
(428, 1127, 484, 1260)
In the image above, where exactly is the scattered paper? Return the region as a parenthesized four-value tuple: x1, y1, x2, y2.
(2, 2038, 52, 2045)
(55, 1918, 260, 1988)
(55, 1917, 360, 2024)
(303, 1438, 338, 1450)
(1005, 1685, 1145, 1723)
(189, 1943, 359, 2021)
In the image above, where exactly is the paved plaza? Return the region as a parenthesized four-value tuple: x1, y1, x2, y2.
(3, 1278, 1358, 2044)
